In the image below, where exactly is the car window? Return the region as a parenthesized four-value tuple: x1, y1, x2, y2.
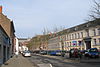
(90, 49, 98, 52)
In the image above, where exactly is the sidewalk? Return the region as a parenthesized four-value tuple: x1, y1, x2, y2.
(1, 55, 38, 67)
(79, 58, 100, 63)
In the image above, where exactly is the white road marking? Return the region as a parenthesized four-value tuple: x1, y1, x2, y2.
(37, 63, 53, 67)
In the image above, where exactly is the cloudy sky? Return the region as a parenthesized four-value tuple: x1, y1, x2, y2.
(0, 0, 94, 38)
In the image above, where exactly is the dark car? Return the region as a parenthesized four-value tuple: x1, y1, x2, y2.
(40, 50, 48, 55)
(85, 48, 99, 58)
(69, 49, 80, 58)
(47, 50, 58, 55)
(47, 50, 61, 56)
(33, 50, 40, 54)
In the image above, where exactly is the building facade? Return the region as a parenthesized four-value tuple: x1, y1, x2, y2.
(0, 6, 15, 57)
(48, 19, 100, 51)
(14, 37, 19, 55)
(18, 38, 30, 52)
(29, 35, 49, 51)
(0, 25, 10, 64)
(48, 36, 61, 50)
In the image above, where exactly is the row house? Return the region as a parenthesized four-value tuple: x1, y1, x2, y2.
(0, 6, 15, 64)
(48, 19, 100, 51)
(0, 25, 10, 64)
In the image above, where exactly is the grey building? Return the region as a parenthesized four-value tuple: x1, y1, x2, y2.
(0, 25, 10, 64)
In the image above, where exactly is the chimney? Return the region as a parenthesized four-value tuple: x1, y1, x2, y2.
(0, 6, 2, 13)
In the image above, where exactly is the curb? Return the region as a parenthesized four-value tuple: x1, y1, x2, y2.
(80, 59, 100, 63)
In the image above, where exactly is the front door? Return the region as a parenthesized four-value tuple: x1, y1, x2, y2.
(3, 46, 6, 63)
(85, 41, 91, 49)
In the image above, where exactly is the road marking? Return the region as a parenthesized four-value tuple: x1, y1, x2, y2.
(49, 64, 53, 67)
(37, 63, 53, 67)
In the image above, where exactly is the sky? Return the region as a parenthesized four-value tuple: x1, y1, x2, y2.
(0, 0, 94, 38)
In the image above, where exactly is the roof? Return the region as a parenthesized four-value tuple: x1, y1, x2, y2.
(57, 19, 100, 35)
(18, 38, 28, 40)
(0, 25, 9, 38)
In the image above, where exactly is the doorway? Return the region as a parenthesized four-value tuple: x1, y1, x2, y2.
(85, 41, 91, 49)
(3, 46, 6, 63)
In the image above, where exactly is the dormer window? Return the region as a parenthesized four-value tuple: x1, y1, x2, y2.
(86, 24, 89, 27)
(74, 27, 78, 31)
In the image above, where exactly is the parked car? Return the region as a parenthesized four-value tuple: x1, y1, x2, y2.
(85, 48, 99, 58)
(47, 50, 66, 56)
(33, 50, 40, 54)
(47, 50, 57, 55)
(64, 51, 70, 58)
(47, 50, 60, 56)
(22, 51, 31, 57)
(69, 49, 80, 58)
(55, 50, 62, 56)
(40, 50, 48, 55)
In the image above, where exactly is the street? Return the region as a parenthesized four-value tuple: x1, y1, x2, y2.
(1, 1, 100, 67)
(27, 54, 100, 67)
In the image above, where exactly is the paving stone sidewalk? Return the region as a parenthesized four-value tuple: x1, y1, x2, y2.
(1, 55, 38, 67)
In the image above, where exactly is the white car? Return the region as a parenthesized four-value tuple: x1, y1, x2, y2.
(22, 51, 31, 57)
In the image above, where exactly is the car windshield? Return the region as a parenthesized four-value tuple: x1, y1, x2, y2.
(24, 51, 30, 53)
(89, 49, 98, 52)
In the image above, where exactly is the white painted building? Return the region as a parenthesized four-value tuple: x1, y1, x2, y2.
(15, 37, 19, 55)
(48, 19, 100, 51)
(18, 38, 29, 52)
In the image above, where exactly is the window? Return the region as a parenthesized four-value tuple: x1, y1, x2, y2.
(86, 29, 89, 37)
(93, 29, 96, 36)
(72, 34, 74, 39)
(87, 31, 89, 37)
(65, 35, 67, 40)
(81, 32, 83, 38)
(64, 42, 66, 45)
(67, 42, 69, 47)
(69, 34, 71, 40)
(78, 33, 80, 38)
(70, 42, 71, 46)
(98, 28, 100, 35)
(67, 35, 68, 40)
(98, 38, 100, 45)
(75, 33, 77, 39)
(94, 39, 97, 45)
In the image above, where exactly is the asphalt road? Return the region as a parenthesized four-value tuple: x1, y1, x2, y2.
(27, 54, 100, 67)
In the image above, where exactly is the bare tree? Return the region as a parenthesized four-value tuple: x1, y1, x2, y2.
(52, 25, 65, 33)
(89, 0, 100, 21)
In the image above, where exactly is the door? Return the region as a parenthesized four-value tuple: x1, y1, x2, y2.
(85, 41, 91, 49)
